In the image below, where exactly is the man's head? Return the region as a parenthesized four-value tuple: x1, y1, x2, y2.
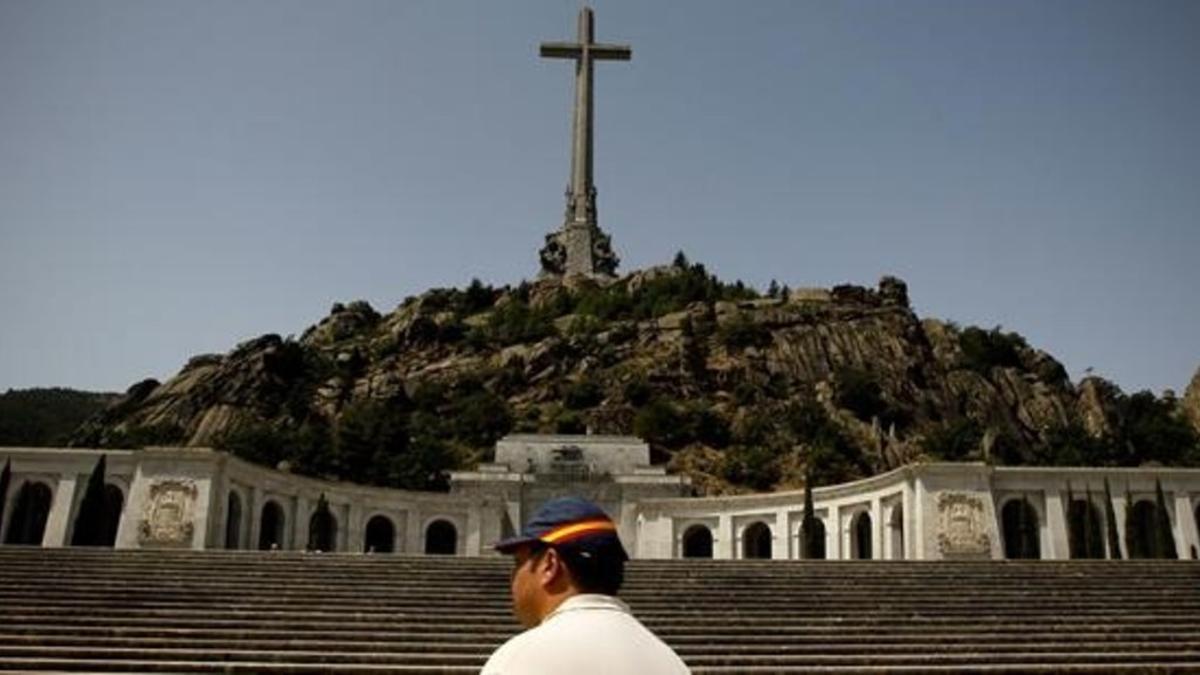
(495, 496, 628, 627)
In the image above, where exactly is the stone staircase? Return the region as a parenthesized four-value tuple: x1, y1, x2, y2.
(0, 547, 1198, 673)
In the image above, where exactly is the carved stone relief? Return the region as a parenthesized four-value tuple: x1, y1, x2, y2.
(138, 479, 199, 547)
(936, 492, 991, 558)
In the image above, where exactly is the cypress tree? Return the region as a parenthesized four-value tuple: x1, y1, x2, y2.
(0, 458, 10, 537)
(71, 455, 109, 546)
(801, 471, 819, 559)
(1103, 478, 1122, 560)
(307, 493, 334, 552)
(1154, 479, 1178, 560)
(1124, 483, 1136, 557)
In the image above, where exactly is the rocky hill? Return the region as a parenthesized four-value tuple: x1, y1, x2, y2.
(69, 261, 1200, 494)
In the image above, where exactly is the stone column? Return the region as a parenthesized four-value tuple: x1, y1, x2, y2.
(347, 501, 364, 554)
(716, 513, 734, 560)
(466, 506, 483, 556)
(872, 497, 884, 560)
(247, 486, 262, 550)
(405, 509, 423, 554)
(774, 510, 790, 559)
(912, 477, 927, 560)
(903, 478, 917, 560)
(293, 495, 310, 552)
(827, 504, 841, 560)
(42, 474, 79, 547)
(1045, 490, 1068, 560)
(1173, 492, 1196, 559)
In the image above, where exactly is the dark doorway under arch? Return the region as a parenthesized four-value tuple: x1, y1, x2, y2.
(4, 481, 52, 546)
(682, 525, 713, 559)
(99, 484, 123, 547)
(365, 515, 396, 553)
(1127, 500, 1159, 559)
(225, 491, 243, 550)
(1001, 498, 1040, 560)
(425, 519, 457, 555)
(1068, 499, 1104, 559)
(258, 501, 285, 551)
(852, 512, 873, 560)
(742, 522, 771, 559)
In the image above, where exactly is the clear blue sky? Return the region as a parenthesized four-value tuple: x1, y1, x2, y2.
(1, 1, 1197, 396)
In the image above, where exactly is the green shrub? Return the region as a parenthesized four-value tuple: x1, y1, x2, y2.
(958, 326, 1027, 374)
(563, 377, 604, 410)
(722, 444, 780, 491)
(921, 418, 983, 461)
(717, 314, 772, 351)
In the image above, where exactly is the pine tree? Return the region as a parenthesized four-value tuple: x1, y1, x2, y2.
(71, 455, 109, 546)
(1103, 478, 1122, 560)
(1154, 478, 1178, 559)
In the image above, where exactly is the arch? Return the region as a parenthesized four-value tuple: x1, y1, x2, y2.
(308, 505, 337, 552)
(258, 501, 286, 551)
(742, 521, 772, 560)
(100, 484, 123, 547)
(1127, 500, 1159, 559)
(425, 519, 457, 555)
(851, 512, 873, 560)
(1067, 499, 1104, 559)
(681, 524, 713, 559)
(801, 518, 826, 560)
(364, 515, 396, 554)
(888, 504, 904, 560)
(1001, 498, 1041, 560)
(3, 481, 53, 546)
(225, 491, 243, 550)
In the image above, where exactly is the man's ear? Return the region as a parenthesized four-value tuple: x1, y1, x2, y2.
(537, 546, 569, 588)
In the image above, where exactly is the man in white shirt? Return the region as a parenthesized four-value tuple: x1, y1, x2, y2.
(481, 496, 691, 675)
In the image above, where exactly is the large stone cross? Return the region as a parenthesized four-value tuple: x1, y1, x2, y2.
(538, 6, 630, 279)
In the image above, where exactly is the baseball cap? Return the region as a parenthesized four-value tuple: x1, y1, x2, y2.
(494, 496, 629, 560)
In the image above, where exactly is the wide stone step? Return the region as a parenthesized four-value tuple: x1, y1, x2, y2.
(5, 633, 1200, 657)
(3, 644, 1199, 668)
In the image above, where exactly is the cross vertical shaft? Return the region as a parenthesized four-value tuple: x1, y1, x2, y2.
(538, 6, 631, 278)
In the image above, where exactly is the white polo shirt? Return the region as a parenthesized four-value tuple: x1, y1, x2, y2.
(480, 594, 691, 675)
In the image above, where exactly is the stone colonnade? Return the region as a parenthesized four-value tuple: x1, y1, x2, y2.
(4, 447, 1200, 561)
(635, 464, 1200, 561)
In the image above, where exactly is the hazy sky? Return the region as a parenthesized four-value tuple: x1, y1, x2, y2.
(1, 1, 1197, 396)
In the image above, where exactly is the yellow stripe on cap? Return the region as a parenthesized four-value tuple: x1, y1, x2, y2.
(539, 518, 617, 545)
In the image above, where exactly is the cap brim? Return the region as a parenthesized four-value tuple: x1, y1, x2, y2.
(493, 535, 542, 553)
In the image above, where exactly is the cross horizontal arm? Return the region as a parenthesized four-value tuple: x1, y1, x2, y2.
(590, 44, 632, 60)
(539, 42, 631, 61)
(540, 42, 582, 59)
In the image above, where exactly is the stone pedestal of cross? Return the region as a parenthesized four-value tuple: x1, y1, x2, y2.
(538, 6, 631, 279)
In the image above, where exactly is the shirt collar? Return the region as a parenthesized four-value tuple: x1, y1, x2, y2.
(542, 593, 631, 623)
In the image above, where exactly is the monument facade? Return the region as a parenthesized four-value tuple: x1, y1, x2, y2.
(4, 440, 1200, 563)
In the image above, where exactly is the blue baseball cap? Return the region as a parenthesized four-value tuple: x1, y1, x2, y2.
(494, 496, 628, 559)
